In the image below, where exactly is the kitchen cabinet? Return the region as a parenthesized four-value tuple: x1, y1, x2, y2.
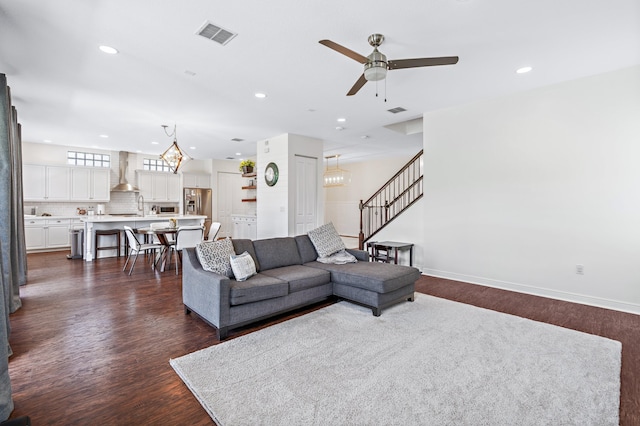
(24, 219, 45, 250)
(25, 218, 73, 251)
(23, 164, 71, 201)
(46, 166, 71, 201)
(70, 168, 110, 201)
(232, 215, 257, 240)
(183, 173, 211, 188)
(136, 171, 181, 202)
(167, 174, 181, 201)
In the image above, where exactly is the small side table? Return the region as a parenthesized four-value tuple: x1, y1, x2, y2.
(372, 241, 414, 266)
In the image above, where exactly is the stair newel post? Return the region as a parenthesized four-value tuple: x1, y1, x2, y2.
(358, 199, 365, 250)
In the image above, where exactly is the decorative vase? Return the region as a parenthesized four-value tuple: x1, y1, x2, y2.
(242, 166, 254, 174)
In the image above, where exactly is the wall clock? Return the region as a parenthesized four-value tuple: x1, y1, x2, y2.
(264, 162, 279, 186)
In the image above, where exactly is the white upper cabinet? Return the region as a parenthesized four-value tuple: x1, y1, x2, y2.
(23, 164, 47, 200)
(183, 173, 211, 188)
(136, 171, 181, 202)
(167, 174, 181, 201)
(46, 166, 71, 200)
(24, 164, 70, 201)
(70, 168, 110, 201)
(24, 164, 110, 202)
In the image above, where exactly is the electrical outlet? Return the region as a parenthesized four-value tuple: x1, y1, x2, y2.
(576, 264, 584, 275)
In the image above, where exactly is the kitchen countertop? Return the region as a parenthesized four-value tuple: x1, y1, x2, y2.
(24, 215, 84, 220)
(81, 214, 207, 223)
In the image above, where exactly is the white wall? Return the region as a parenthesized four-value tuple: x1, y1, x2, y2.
(324, 155, 420, 250)
(256, 133, 323, 239)
(257, 134, 290, 238)
(421, 65, 640, 314)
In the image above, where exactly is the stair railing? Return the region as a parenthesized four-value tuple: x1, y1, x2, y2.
(358, 150, 423, 249)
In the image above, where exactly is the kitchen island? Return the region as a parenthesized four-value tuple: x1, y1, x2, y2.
(81, 215, 207, 261)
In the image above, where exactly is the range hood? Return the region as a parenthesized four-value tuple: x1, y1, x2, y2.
(111, 151, 140, 192)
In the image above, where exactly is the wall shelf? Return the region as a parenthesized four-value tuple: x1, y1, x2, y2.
(241, 185, 257, 190)
(242, 172, 256, 178)
(242, 198, 257, 202)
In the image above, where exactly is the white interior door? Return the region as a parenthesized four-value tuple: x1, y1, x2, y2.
(295, 155, 317, 235)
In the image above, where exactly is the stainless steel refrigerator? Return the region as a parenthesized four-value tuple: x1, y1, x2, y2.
(184, 188, 212, 238)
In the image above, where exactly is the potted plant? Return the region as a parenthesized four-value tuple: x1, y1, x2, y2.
(239, 159, 255, 174)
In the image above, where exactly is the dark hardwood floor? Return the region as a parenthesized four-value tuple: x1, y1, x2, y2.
(6, 252, 639, 425)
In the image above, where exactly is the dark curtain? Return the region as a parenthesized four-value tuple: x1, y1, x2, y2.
(1, 73, 26, 420)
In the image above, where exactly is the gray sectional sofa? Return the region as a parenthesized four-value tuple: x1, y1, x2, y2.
(182, 235, 420, 339)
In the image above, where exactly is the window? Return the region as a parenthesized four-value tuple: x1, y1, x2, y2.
(143, 158, 171, 172)
(67, 151, 110, 168)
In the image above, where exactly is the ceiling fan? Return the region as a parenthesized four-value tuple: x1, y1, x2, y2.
(319, 34, 459, 96)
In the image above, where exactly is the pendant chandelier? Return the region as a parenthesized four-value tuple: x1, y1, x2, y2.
(160, 124, 190, 174)
(323, 155, 351, 187)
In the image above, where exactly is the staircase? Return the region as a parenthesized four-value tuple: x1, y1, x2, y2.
(358, 150, 423, 249)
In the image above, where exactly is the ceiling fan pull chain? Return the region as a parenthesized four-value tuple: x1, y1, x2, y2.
(384, 76, 387, 102)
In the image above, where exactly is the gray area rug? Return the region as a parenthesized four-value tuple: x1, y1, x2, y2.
(170, 294, 621, 425)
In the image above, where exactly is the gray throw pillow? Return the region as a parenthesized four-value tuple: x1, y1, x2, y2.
(195, 238, 234, 277)
(229, 251, 257, 282)
(307, 222, 345, 258)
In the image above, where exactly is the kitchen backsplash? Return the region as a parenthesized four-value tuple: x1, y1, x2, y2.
(25, 192, 179, 216)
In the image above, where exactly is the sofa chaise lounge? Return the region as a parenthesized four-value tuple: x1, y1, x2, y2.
(182, 234, 420, 339)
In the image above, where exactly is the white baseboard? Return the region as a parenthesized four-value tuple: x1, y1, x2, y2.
(422, 268, 640, 316)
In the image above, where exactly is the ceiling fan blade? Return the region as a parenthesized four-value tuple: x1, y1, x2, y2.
(319, 40, 368, 64)
(388, 56, 459, 70)
(347, 74, 368, 96)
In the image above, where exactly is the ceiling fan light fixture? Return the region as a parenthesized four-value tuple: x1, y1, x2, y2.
(364, 63, 387, 81)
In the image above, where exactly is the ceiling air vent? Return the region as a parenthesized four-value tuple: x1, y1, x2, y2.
(387, 107, 407, 114)
(196, 21, 237, 46)
(231, 138, 244, 142)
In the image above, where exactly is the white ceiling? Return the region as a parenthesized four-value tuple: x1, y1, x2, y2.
(1, 0, 639, 164)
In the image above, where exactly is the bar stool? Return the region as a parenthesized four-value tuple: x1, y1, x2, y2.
(95, 229, 122, 259)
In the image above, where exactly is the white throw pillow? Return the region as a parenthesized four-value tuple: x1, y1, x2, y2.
(195, 238, 234, 277)
(229, 251, 257, 282)
(316, 249, 358, 265)
(307, 222, 345, 258)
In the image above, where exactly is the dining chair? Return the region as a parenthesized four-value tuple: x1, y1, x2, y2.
(150, 221, 174, 244)
(171, 225, 204, 275)
(122, 226, 164, 275)
(207, 222, 222, 241)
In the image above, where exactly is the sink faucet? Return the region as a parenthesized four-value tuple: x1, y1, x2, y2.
(137, 194, 145, 217)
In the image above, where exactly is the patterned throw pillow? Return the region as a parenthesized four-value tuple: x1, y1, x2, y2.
(229, 251, 257, 282)
(195, 238, 234, 277)
(307, 222, 345, 258)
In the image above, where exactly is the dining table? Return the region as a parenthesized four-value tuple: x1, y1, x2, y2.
(136, 226, 177, 272)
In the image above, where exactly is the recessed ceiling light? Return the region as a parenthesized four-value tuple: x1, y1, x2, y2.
(337, 118, 346, 122)
(99, 45, 118, 55)
(190, 146, 196, 150)
(254, 92, 267, 99)
(335, 126, 344, 131)
(236, 152, 242, 156)
(516, 66, 533, 74)
(151, 141, 159, 145)
(43, 139, 52, 143)
(136, 150, 142, 153)
(99, 134, 109, 138)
